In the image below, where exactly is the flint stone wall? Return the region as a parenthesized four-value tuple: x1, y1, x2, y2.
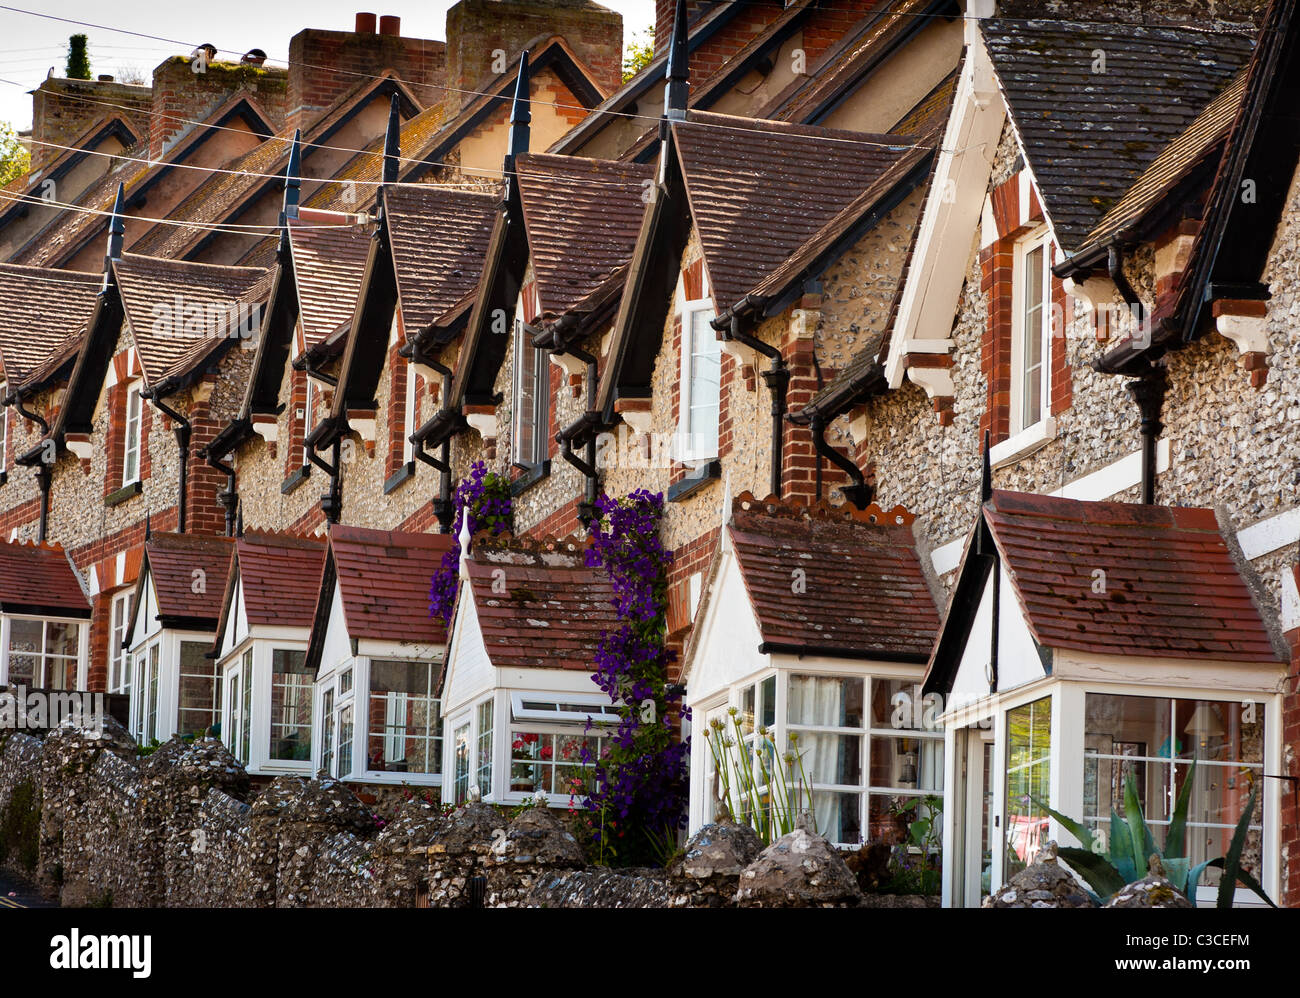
(0, 720, 897, 909)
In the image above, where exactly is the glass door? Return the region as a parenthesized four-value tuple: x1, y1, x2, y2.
(952, 725, 995, 907)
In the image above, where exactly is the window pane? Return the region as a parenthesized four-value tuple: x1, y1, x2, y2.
(476, 700, 494, 792)
(366, 661, 440, 775)
(270, 649, 312, 761)
(1005, 696, 1052, 875)
(146, 644, 160, 745)
(320, 689, 335, 776)
(5, 619, 39, 686)
(869, 735, 943, 791)
(787, 675, 863, 728)
(686, 308, 720, 455)
(510, 729, 604, 798)
(799, 732, 861, 786)
(812, 791, 862, 845)
(177, 640, 218, 738)
(1021, 244, 1045, 429)
(453, 723, 471, 803)
(337, 702, 353, 777)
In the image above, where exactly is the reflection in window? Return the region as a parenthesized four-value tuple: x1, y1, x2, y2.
(1005, 696, 1052, 876)
(476, 700, 494, 792)
(178, 640, 219, 738)
(453, 722, 470, 803)
(270, 649, 312, 761)
(1083, 693, 1265, 888)
(367, 660, 440, 775)
(5, 618, 82, 689)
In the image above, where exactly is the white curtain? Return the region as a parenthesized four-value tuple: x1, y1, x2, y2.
(787, 676, 845, 837)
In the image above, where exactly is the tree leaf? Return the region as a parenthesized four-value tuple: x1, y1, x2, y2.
(1031, 795, 1095, 851)
(1164, 758, 1196, 859)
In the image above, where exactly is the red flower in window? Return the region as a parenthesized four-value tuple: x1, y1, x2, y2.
(540, 745, 553, 760)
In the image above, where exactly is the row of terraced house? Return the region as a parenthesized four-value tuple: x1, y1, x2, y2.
(0, 0, 1297, 908)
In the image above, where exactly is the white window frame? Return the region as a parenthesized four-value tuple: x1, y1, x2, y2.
(676, 294, 721, 464)
(301, 375, 314, 469)
(122, 381, 143, 486)
(690, 666, 944, 848)
(108, 590, 134, 696)
(313, 655, 442, 787)
(401, 358, 418, 466)
(126, 628, 217, 747)
(1009, 228, 1054, 437)
(509, 691, 622, 725)
(0, 613, 89, 690)
(510, 318, 548, 469)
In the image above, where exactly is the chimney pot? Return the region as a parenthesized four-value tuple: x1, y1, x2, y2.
(241, 48, 267, 66)
(355, 12, 377, 33)
(379, 15, 400, 36)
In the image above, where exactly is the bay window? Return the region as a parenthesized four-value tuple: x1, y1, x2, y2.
(2, 617, 85, 689)
(315, 657, 442, 785)
(701, 669, 944, 848)
(1082, 693, 1265, 888)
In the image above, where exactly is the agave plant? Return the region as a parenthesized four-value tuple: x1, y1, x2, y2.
(1036, 759, 1274, 908)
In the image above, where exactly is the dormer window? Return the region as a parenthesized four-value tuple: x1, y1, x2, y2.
(122, 382, 142, 485)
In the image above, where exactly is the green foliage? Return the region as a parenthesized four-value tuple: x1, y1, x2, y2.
(882, 795, 943, 895)
(1038, 759, 1275, 908)
(0, 122, 29, 189)
(622, 27, 655, 82)
(701, 711, 815, 846)
(0, 778, 41, 872)
(66, 34, 91, 80)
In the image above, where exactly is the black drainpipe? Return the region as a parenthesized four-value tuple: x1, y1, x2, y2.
(36, 464, 51, 542)
(720, 304, 788, 499)
(808, 413, 873, 509)
(142, 389, 191, 532)
(1126, 369, 1167, 506)
(407, 347, 456, 533)
(205, 451, 238, 536)
(554, 342, 601, 525)
(307, 435, 343, 524)
(1109, 244, 1165, 505)
(12, 391, 49, 433)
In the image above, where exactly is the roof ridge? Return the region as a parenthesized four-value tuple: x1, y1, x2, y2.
(732, 490, 915, 527)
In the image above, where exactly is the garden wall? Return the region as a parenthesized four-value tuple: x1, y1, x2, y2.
(0, 718, 891, 909)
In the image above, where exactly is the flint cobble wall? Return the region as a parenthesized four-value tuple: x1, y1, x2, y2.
(0, 719, 878, 908)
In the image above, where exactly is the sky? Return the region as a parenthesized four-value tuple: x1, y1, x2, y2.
(0, 0, 657, 130)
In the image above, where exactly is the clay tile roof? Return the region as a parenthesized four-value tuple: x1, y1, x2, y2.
(1079, 70, 1248, 255)
(230, 531, 327, 631)
(382, 185, 497, 335)
(287, 216, 373, 350)
(113, 254, 268, 386)
(144, 532, 235, 627)
(981, 19, 1252, 251)
(465, 538, 619, 671)
(0, 263, 101, 388)
(727, 497, 939, 660)
(985, 490, 1278, 663)
(671, 110, 928, 313)
(515, 153, 653, 319)
(329, 525, 454, 644)
(0, 540, 90, 616)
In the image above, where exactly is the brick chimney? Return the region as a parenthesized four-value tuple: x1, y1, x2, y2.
(654, 0, 712, 56)
(30, 77, 152, 172)
(444, 0, 623, 111)
(286, 14, 446, 132)
(149, 54, 291, 159)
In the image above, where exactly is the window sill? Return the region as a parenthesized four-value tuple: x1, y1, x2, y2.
(990, 417, 1056, 470)
(668, 459, 721, 502)
(509, 460, 550, 497)
(105, 480, 143, 507)
(383, 461, 415, 495)
(281, 465, 310, 495)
